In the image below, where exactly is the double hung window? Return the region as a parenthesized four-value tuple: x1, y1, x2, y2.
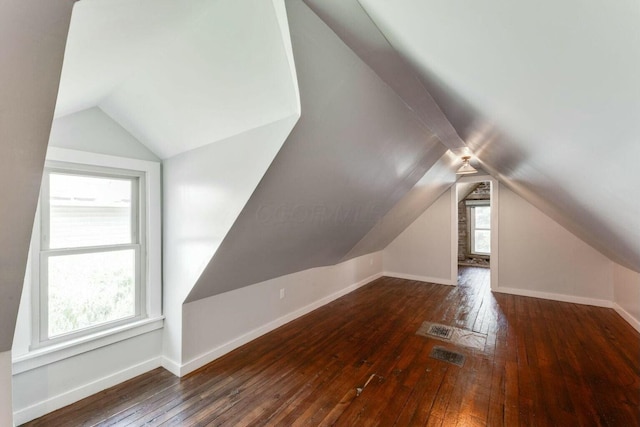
(36, 162, 146, 346)
(470, 204, 491, 255)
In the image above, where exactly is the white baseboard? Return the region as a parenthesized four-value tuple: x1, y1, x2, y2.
(613, 303, 640, 333)
(383, 271, 454, 286)
(160, 356, 181, 377)
(179, 272, 383, 376)
(13, 357, 162, 425)
(494, 286, 613, 308)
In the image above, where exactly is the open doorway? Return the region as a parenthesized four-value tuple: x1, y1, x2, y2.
(458, 181, 491, 268)
(452, 176, 499, 290)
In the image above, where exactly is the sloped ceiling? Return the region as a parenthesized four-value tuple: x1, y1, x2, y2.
(188, 0, 640, 302)
(343, 151, 458, 261)
(303, 0, 465, 152)
(6, 0, 637, 349)
(50, 0, 302, 362)
(56, 0, 298, 159)
(357, 0, 640, 272)
(185, 0, 448, 302)
(49, 107, 160, 161)
(0, 0, 74, 352)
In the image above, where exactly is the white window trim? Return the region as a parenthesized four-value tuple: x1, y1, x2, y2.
(469, 203, 491, 256)
(12, 317, 163, 375)
(15, 147, 162, 373)
(452, 176, 500, 291)
(37, 164, 146, 347)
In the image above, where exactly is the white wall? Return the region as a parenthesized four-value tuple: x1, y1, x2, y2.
(12, 330, 163, 425)
(158, 0, 300, 370)
(383, 188, 453, 285)
(613, 264, 640, 332)
(383, 182, 616, 307)
(181, 252, 383, 375)
(162, 116, 297, 371)
(68, 0, 298, 160)
(13, 251, 164, 425)
(186, 0, 446, 303)
(1, 351, 12, 426)
(12, 110, 164, 424)
(497, 185, 613, 304)
(48, 107, 159, 161)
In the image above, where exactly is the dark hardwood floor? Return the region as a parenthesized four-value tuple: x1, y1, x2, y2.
(23, 268, 640, 426)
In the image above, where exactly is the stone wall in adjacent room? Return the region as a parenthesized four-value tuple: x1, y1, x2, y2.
(458, 181, 490, 263)
(458, 199, 468, 261)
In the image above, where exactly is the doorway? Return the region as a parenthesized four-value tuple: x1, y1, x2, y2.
(452, 176, 499, 290)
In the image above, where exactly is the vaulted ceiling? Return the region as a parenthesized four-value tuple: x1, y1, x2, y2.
(1, 0, 638, 352)
(49, 0, 640, 298)
(187, 0, 450, 301)
(1, 0, 75, 352)
(188, 0, 640, 300)
(355, 0, 640, 271)
(55, 0, 298, 159)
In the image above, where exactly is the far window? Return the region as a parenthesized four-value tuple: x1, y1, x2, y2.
(470, 205, 491, 255)
(37, 163, 146, 345)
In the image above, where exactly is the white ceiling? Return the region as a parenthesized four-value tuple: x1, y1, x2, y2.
(56, 0, 298, 159)
(52, 0, 640, 273)
(358, 0, 640, 154)
(186, 0, 449, 301)
(304, 0, 466, 152)
(358, 0, 640, 270)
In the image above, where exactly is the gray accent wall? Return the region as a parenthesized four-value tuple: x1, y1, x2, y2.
(343, 151, 458, 261)
(185, 0, 448, 302)
(0, 0, 74, 352)
(303, 0, 465, 152)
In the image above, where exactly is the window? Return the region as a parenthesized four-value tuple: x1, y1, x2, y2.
(36, 162, 147, 346)
(470, 204, 491, 255)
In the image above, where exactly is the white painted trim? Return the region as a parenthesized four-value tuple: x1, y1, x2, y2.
(450, 185, 458, 286)
(496, 287, 640, 332)
(12, 318, 164, 374)
(46, 147, 159, 173)
(494, 286, 614, 308)
(13, 356, 163, 425)
(178, 272, 384, 377)
(613, 303, 640, 333)
(453, 175, 499, 290)
(160, 356, 182, 377)
(45, 147, 162, 319)
(489, 180, 499, 291)
(383, 272, 454, 286)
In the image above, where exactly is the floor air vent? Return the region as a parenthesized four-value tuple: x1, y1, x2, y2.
(416, 321, 487, 351)
(426, 324, 453, 340)
(429, 346, 466, 367)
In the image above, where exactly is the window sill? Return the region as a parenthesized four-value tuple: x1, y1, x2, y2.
(12, 316, 164, 375)
(469, 254, 490, 258)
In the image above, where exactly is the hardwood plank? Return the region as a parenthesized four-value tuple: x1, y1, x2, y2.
(27, 368, 179, 427)
(22, 268, 640, 427)
(486, 357, 506, 426)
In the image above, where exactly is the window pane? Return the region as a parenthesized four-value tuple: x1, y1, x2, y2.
(47, 250, 136, 337)
(475, 206, 491, 229)
(49, 173, 133, 249)
(474, 230, 491, 254)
